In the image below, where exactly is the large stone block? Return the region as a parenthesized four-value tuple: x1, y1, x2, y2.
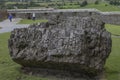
(8, 16, 111, 76)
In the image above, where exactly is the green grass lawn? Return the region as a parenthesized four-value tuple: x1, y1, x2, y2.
(0, 33, 48, 80)
(83, 3, 120, 12)
(5, 1, 120, 12)
(104, 24, 120, 80)
(105, 24, 120, 36)
(0, 24, 120, 80)
(18, 19, 48, 24)
(60, 3, 120, 12)
(105, 37, 120, 80)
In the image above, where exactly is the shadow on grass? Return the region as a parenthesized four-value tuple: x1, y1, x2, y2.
(105, 67, 120, 80)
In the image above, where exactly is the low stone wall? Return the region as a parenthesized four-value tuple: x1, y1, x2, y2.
(8, 9, 99, 19)
(7, 9, 120, 25)
(100, 12, 120, 25)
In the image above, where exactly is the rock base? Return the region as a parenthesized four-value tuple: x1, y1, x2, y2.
(21, 67, 104, 80)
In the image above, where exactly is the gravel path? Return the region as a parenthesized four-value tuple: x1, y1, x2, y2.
(0, 18, 29, 33)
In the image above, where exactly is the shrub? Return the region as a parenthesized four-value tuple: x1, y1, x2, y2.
(0, 2, 6, 9)
(48, 3, 55, 7)
(109, 1, 114, 5)
(77, 1, 80, 5)
(105, 4, 108, 6)
(80, 0, 88, 7)
(29, 1, 40, 7)
(109, 1, 120, 5)
(95, 0, 99, 5)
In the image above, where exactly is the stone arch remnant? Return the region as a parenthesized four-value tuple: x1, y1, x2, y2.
(8, 16, 111, 78)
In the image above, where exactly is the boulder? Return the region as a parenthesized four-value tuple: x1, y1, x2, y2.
(8, 16, 111, 76)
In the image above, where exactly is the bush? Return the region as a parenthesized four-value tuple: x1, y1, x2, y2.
(76, 1, 80, 5)
(56, 3, 62, 7)
(109, 1, 120, 5)
(7, 3, 29, 9)
(95, 0, 99, 5)
(109, 1, 114, 5)
(0, 2, 6, 9)
(80, 0, 88, 7)
(48, 3, 55, 7)
(105, 4, 108, 6)
(29, 1, 40, 7)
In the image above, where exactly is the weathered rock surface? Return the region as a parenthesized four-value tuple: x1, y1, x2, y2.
(8, 16, 111, 76)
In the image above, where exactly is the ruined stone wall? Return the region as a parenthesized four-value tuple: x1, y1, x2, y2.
(14, 10, 99, 19)
(35, 12, 120, 25)
(100, 12, 120, 25)
(35, 11, 100, 19)
(7, 9, 120, 25)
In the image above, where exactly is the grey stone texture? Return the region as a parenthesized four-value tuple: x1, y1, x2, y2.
(8, 16, 111, 76)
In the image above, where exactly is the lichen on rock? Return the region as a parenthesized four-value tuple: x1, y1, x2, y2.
(8, 16, 111, 76)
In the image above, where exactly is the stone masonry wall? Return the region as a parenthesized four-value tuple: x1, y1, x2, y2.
(100, 13, 120, 25)
(7, 9, 120, 25)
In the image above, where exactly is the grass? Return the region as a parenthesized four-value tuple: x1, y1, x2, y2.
(82, 3, 120, 12)
(18, 19, 48, 24)
(5, 1, 120, 12)
(105, 37, 120, 80)
(105, 24, 120, 35)
(0, 33, 48, 80)
(0, 24, 120, 80)
(105, 24, 120, 80)
(59, 3, 120, 12)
